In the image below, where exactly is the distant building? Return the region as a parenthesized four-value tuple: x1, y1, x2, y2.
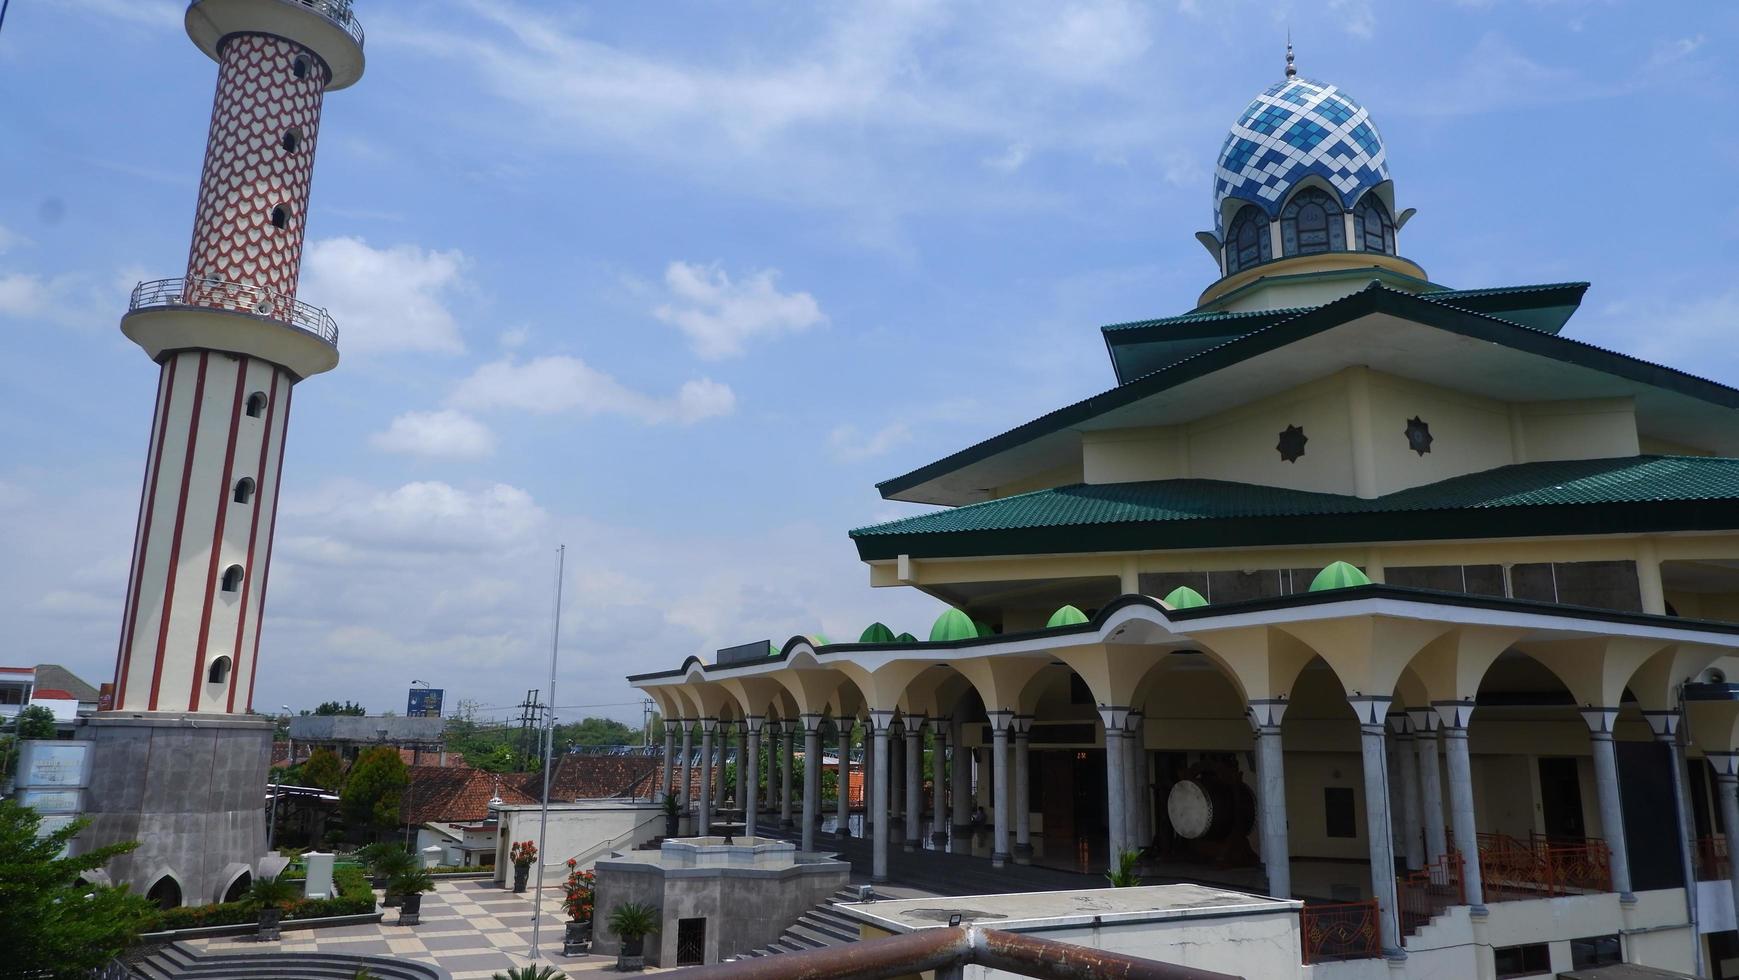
(0, 664, 101, 729)
(403, 766, 534, 868)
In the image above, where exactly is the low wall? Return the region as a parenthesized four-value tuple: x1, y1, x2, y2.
(490, 801, 664, 886)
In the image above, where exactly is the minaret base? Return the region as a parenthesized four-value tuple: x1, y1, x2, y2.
(79, 713, 272, 907)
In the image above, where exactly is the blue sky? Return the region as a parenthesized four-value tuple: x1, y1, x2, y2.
(1, 1, 1734, 726)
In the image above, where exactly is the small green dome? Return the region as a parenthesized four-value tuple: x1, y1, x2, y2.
(1163, 586, 1208, 609)
(859, 622, 897, 644)
(1046, 604, 1090, 628)
(974, 620, 995, 638)
(930, 608, 979, 642)
(768, 641, 781, 657)
(895, 632, 918, 643)
(808, 632, 831, 647)
(1309, 561, 1371, 592)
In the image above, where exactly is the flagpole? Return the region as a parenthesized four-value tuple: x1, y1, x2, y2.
(530, 544, 565, 961)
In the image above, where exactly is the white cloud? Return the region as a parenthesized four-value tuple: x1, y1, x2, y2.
(369, 410, 496, 459)
(0, 225, 26, 254)
(281, 480, 548, 563)
(985, 143, 1031, 173)
(987, 1, 1152, 85)
(449, 355, 736, 425)
(0, 271, 116, 329)
(1328, 0, 1377, 39)
(828, 422, 913, 463)
(300, 237, 467, 355)
(653, 261, 826, 360)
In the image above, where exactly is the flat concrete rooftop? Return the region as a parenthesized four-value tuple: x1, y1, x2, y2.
(836, 882, 1300, 934)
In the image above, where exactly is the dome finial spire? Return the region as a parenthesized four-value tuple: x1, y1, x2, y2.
(1285, 31, 1296, 78)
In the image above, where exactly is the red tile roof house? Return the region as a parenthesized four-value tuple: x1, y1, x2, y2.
(403, 766, 534, 868)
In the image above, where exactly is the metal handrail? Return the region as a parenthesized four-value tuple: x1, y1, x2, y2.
(287, 0, 365, 48)
(128, 277, 339, 347)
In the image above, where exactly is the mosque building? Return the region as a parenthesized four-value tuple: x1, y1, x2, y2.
(632, 49, 1739, 979)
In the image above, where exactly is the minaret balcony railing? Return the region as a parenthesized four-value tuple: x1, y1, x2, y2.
(129, 277, 339, 347)
(282, 0, 365, 48)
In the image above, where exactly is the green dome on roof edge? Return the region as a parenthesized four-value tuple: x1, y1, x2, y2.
(768, 641, 780, 657)
(1163, 586, 1208, 609)
(895, 632, 918, 643)
(1047, 604, 1090, 628)
(974, 620, 994, 638)
(1309, 561, 1372, 592)
(859, 622, 897, 644)
(809, 633, 831, 647)
(930, 608, 979, 642)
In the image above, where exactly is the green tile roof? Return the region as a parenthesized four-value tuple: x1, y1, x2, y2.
(853, 455, 1739, 560)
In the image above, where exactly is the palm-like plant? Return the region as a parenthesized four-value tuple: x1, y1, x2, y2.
(1105, 849, 1143, 888)
(490, 966, 562, 980)
(361, 843, 417, 878)
(386, 867, 435, 897)
(608, 901, 658, 941)
(246, 873, 302, 910)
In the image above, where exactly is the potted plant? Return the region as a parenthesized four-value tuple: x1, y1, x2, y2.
(661, 792, 681, 837)
(366, 845, 417, 907)
(490, 967, 562, 980)
(508, 840, 537, 893)
(1105, 848, 1143, 888)
(608, 901, 657, 972)
(561, 859, 596, 955)
(247, 872, 301, 941)
(388, 868, 435, 926)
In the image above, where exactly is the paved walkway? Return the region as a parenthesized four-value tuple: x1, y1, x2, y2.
(189, 878, 650, 979)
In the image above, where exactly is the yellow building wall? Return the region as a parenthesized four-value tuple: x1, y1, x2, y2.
(1363, 371, 1514, 495)
(1513, 397, 1639, 462)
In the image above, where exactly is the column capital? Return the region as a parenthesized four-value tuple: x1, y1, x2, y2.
(929, 715, 951, 736)
(1407, 707, 1440, 734)
(663, 720, 681, 735)
(1579, 706, 1621, 735)
(800, 712, 824, 733)
(987, 708, 1015, 732)
(1096, 706, 1130, 730)
(867, 708, 895, 731)
(1347, 695, 1392, 726)
(1011, 714, 1034, 736)
(1641, 710, 1680, 738)
(1385, 711, 1412, 737)
(698, 717, 719, 732)
(744, 714, 765, 733)
(1432, 699, 1475, 730)
(1248, 698, 1287, 730)
(1708, 752, 1739, 778)
(1123, 711, 1144, 733)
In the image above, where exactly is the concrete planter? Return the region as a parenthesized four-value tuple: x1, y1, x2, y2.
(256, 907, 282, 941)
(564, 919, 592, 956)
(397, 893, 422, 926)
(512, 865, 530, 893)
(616, 935, 645, 972)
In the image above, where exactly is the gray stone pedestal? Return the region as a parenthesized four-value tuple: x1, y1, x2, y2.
(79, 712, 272, 906)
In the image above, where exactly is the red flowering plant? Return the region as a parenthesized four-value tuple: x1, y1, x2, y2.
(509, 839, 538, 870)
(562, 859, 596, 922)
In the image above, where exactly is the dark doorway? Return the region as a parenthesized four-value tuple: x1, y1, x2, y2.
(676, 917, 705, 966)
(1036, 747, 1105, 870)
(146, 875, 182, 910)
(222, 871, 252, 904)
(1618, 740, 1685, 890)
(1538, 757, 1587, 840)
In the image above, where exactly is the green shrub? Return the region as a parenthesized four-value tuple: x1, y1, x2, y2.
(148, 863, 376, 932)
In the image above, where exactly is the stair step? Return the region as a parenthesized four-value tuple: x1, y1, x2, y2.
(795, 914, 857, 943)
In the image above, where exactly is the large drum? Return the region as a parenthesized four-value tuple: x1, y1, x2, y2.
(1166, 773, 1255, 842)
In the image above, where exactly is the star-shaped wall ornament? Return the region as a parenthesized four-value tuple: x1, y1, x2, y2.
(1277, 424, 1307, 463)
(1405, 416, 1433, 456)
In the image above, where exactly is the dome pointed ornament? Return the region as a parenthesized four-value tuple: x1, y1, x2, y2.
(1405, 416, 1434, 456)
(1285, 31, 1296, 78)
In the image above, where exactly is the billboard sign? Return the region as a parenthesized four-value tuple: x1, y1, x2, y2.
(406, 688, 444, 718)
(717, 640, 774, 666)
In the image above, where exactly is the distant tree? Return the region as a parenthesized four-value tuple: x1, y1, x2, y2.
(342, 746, 408, 835)
(0, 800, 157, 976)
(556, 717, 636, 752)
(313, 700, 367, 717)
(466, 744, 523, 773)
(16, 705, 57, 740)
(301, 747, 345, 792)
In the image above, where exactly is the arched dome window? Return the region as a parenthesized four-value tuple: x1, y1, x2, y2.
(1280, 187, 1345, 256)
(1354, 195, 1395, 255)
(1224, 205, 1272, 275)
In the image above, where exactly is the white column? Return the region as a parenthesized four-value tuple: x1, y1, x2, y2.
(698, 719, 716, 837)
(1100, 707, 1128, 864)
(1435, 701, 1485, 912)
(1352, 697, 1403, 960)
(1250, 701, 1292, 899)
(931, 717, 950, 847)
(1647, 710, 1701, 976)
(801, 714, 821, 852)
(863, 723, 877, 840)
(870, 710, 893, 883)
(1411, 709, 1448, 867)
(1709, 756, 1739, 927)
(1125, 712, 1145, 850)
(904, 716, 924, 853)
(989, 711, 1013, 867)
(678, 721, 694, 835)
(661, 721, 678, 800)
(1582, 707, 1636, 901)
(781, 725, 796, 829)
(1012, 715, 1033, 862)
(744, 716, 763, 840)
(1389, 713, 1424, 871)
(836, 721, 852, 837)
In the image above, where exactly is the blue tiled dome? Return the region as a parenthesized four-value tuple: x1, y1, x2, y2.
(1214, 77, 1389, 232)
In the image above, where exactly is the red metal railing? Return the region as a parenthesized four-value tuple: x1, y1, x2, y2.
(1475, 832, 1611, 900)
(1398, 852, 1465, 934)
(1301, 900, 1381, 964)
(1696, 835, 1730, 882)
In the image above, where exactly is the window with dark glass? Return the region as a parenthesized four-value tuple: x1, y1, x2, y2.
(1354, 195, 1395, 254)
(1570, 935, 1621, 970)
(1280, 187, 1345, 255)
(1494, 943, 1550, 978)
(1324, 787, 1356, 838)
(1224, 204, 1271, 274)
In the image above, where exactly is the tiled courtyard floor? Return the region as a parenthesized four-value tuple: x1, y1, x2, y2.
(189, 878, 655, 978)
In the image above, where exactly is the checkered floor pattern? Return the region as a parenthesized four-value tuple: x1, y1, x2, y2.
(188, 878, 652, 978)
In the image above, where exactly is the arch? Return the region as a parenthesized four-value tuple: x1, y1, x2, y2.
(220, 867, 252, 904)
(1224, 204, 1272, 275)
(269, 205, 289, 229)
(220, 564, 244, 593)
(146, 873, 183, 910)
(233, 477, 256, 504)
(290, 55, 313, 80)
(1280, 187, 1345, 256)
(207, 655, 233, 686)
(1353, 194, 1395, 255)
(281, 128, 303, 153)
(245, 391, 268, 418)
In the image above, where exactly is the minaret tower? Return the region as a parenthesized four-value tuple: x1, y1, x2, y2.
(81, 0, 364, 907)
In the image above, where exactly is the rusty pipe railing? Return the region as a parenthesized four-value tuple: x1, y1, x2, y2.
(675, 924, 1242, 980)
